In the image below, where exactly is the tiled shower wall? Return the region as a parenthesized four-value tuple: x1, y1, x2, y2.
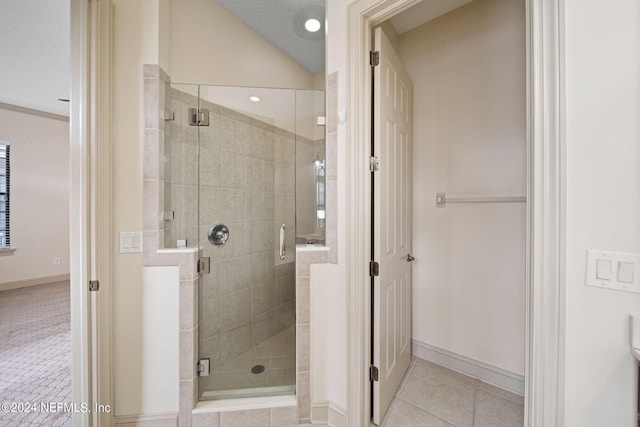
(163, 86, 298, 383)
(142, 65, 200, 427)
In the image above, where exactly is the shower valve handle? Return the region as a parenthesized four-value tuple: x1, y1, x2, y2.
(208, 224, 229, 245)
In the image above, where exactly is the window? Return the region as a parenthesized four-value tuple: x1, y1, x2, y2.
(0, 142, 9, 249)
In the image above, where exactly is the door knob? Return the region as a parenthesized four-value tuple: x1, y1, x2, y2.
(406, 254, 416, 262)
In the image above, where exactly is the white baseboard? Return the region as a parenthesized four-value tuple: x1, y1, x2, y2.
(0, 274, 70, 292)
(113, 412, 177, 426)
(311, 402, 329, 424)
(412, 339, 525, 396)
(311, 401, 347, 427)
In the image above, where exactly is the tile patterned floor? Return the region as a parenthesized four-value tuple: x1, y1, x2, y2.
(0, 281, 72, 426)
(200, 325, 296, 397)
(377, 357, 524, 427)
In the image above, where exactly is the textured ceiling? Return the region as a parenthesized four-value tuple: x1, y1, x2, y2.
(214, 0, 325, 74)
(0, 0, 70, 117)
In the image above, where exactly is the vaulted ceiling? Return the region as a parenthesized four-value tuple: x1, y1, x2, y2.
(0, 0, 476, 118)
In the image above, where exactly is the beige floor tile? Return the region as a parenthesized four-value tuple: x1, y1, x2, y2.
(398, 363, 477, 427)
(478, 381, 524, 406)
(473, 389, 524, 427)
(382, 400, 455, 427)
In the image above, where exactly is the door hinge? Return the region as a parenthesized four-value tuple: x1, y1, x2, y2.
(370, 51, 380, 66)
(89, 280, 100, 292)
(197, 358, 210, 377)
(197, 257, 211, 275)
(370, 261, 379, 277)
(188, 108, 210, 126)
(369, 156, 380, 172)
(370, 365, 379, 382)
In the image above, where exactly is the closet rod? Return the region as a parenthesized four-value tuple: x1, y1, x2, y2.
(435, 192, 526, 208)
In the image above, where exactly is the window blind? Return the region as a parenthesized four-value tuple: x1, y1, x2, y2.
(0, 143, 9, 249)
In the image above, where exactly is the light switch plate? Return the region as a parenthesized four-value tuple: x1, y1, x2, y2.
(595, 259, 612, 280)
(120, 231, 143, 253)
(586, 250, 640, 294)
(618, 262, 634, 283)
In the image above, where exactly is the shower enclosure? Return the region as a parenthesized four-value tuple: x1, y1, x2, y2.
(163, 83, 325, 400)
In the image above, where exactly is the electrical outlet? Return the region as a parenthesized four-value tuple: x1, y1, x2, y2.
(53, 257, 61, 265)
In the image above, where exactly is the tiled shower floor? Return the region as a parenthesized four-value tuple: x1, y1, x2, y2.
(200, 325, 296, 398)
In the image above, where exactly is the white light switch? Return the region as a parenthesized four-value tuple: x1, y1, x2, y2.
(618, 262, 635, 283)
(586, 250, 640, 294)
(596, 259, 612, 280)
(120, 231, 143, 253)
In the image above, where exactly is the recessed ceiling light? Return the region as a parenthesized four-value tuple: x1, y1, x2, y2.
(304, 18, 321, 33)
(249, 95, 261, 102)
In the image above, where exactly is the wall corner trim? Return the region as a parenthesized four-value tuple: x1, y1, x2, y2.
(310, 401, 347, 427)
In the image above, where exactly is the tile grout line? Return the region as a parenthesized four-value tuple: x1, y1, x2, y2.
(387, 355, 523, 427)
(471, 381, 479, 427)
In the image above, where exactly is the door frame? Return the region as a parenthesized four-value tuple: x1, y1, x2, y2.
(346, 0, 565, 426)
(70, 0, 112, 425)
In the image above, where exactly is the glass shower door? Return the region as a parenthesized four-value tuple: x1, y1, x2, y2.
(164, 83, 325, 401)
(197, 86, 297, 399)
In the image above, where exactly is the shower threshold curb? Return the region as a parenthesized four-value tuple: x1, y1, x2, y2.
(193, 392, 297, 413)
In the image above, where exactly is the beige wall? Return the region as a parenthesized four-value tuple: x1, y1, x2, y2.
(168, 0, 315, 89)
(110, 0, 320, 417)
(564, 0, 640, 425)
(112, 0, 155, 415)
(397, 0, 526, 376)
(0, 107, 69, 285)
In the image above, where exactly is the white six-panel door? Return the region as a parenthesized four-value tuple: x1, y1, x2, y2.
(372, 26, 413, 425)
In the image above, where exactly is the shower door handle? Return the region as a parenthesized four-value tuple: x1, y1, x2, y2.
(279, 224, 286, 260)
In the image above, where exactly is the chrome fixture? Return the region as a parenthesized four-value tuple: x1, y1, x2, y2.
(188, 107, 210, 126)
(208, 224, 229, 245)
(198, 359, 210, 377)
(435, 192, 526, 208)
(197, 257, 211, 275)
(279, 224, 286, 260)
